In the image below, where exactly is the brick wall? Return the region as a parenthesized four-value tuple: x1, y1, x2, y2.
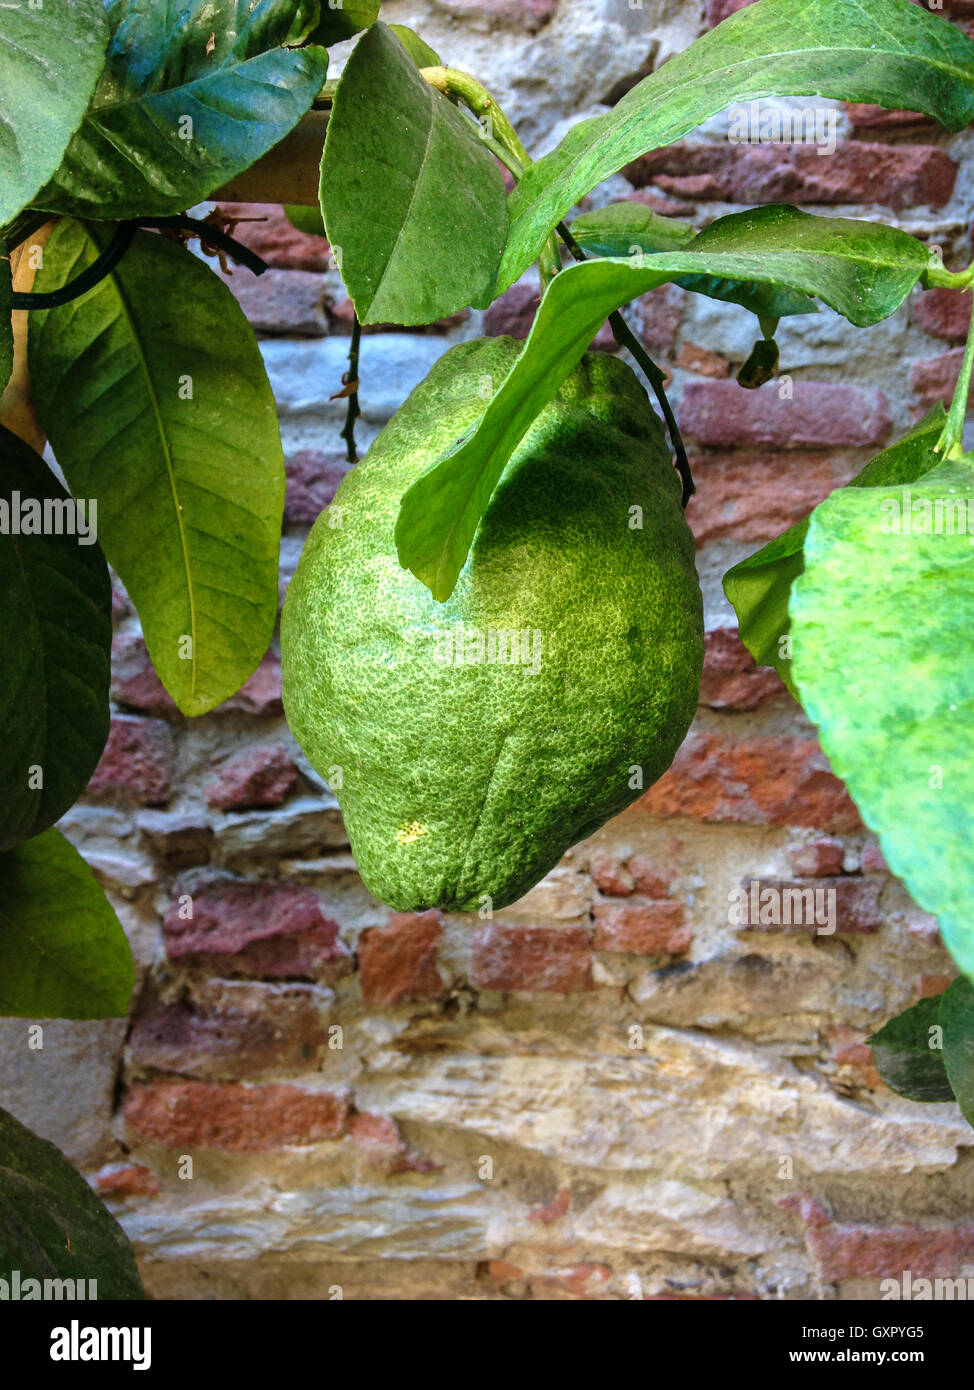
(5, 0, 974, 1300)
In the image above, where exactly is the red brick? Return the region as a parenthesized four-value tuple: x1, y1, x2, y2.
(544, 1265, 613, 1298)
(787, 839, 845, 877)
(779, 1191, 832, 1228)
(626, 188, 698, 219)
(735, 877, 882, 932)
(706, 0, 755, 23)
(358, 911, 444, 1005)
(213, 202, 332, 271)
(218, 265, 328, 335)
(628, 853, 677, 899)
(529, 1187, 571, 1224)
(675, 341, 731, 378)
(207, 743, 299, 811)
(844, 102, 936, 132)
(806, 1219, 974, 1283)
(912, 288, 972, 344)
(483, 280, 541, 339)
(125, 1079, 348, 1151)
(348, 1112, 406, 1164)
(625, 143, 956, 211)
(110, 633, 177, 717)
(593, 898, 692, 954)
(826, 1024, 883, 1090)
(680, 381, 891, 450)
(432, 0, 556, 28)
(285, 450, 351, 525)
(910, 346, 967, 411)
(162, 878, 352, 979)
(687, 451, 859, 545)
(471, 924, 592, 993)
(637, 732, 862, 831)
(916, 974, 956, 999)
(632, 285, 683, 359)
(329, 297, 468, 336)
(700, 626, 785, 710)
(86, 716, 172, 805)
(95, 1164, 159, 1198)
(214, 650, 283, 717)
(861, 841, 890, 874)
(588, 851, 634, 896)
(128, 982, 332, 1076)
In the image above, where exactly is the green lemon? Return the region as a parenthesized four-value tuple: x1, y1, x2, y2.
(281, 336, 703, 912)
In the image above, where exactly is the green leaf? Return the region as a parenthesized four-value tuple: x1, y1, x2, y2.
(284, 204, 327, 237)
(868, 997, 955, 1103)
(723, 406, 948, 697)
(388, 24, 443, 69)
(501, 0, 974, 290)
(0, 428, 111, 852)
(28, 220, 285, 716)
(396, 205, 931, 599)
(0, 830, 134, 1019)
(310, 0, 380, 46)
(0, 1106, 143, 1298)
(570, 202, 817, 321)
(0, 256, 11, 395)
(941, 977, 974, 1126)
(790, 455, 974, 983)
(34, 0, 328, 219)
(0, 0, 108, 226)
(320, 22, 508, 326)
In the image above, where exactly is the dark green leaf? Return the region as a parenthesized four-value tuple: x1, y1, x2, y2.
(570, 202, 817, 321)
(0, 0, 108, 226)
(284, 204, 327, 237)
(868, 996, 954, 1103)
(501, 0, 974, 290)
(320, 22, 508, 325)
(0, 830, 134, 1019)
(310, 0, 380, 46)
(941, 977, 974, 1126)
(29, 220, 284, 716)
(388, 24, 443, 68)
(0, 428, 111, 852)
(0, 1105, 143, 1298)
(34, 0, 328, 219)
(723, 407, 947, 697)
(790, 454, 974, 983)
(397, 206, 932, 599)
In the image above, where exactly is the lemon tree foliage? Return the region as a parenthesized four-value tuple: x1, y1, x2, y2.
(0, 0, 974, 1274)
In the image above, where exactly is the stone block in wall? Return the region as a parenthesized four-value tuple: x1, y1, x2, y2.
(125, 1079, 349, 1151)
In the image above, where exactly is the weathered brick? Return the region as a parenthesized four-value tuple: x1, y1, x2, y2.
(207, 744, 299, 811)
(633, 285, 684, 359)
(844, 102, 935, 132)
(432, 0, 557, 28)
(785, 1196, 974, 1283)
(162, 878, 352, 979)
(675, 341, 731, 378)
(358, 911, 444, 1006)
(826, 1025, 883, 1090)
(909, 346, 966, 410)
(484, 279, 618, 352)
(329, 297, 469, 336)
(86, 717, 172, 806)
(136, 810, 213, 868)
(111, 632, 178, 717)
(129, 981, 332, 1076)
(471, 924, 592, 993)
(125, 1080, 348, 1151)
(700, 627, 785, 710)
(680, 382, 891, 450)
(217, 651, 283, 717)
(625, 143, 956, 211)
(628, 853, 677, 899)
(529, 1186, 571, 1224)
(917, 975, 956, 999)
(626, 187, 697, 219)
(860, 841, 890, 874)
(219, 266, 329, 335)
(735, 876, 882, 933)
(912, 287, 972, 344)
(285, 450, 351, 524)
(687, 451, 859, 544)
(787, 838, 845, 877)
(637, 733, 862, 831)
(588, 851, 634, 896)
(706, 0, 754, 23)
(94, 1164, 160, 1198)
(593, 898, 692, 954)
(213, 202, 332, 271)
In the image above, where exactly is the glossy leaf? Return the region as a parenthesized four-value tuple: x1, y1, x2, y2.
(0, 0, 107, 225)
(310, 0, 380, 46)
(284, 204, 327, 237)
(941, 978, 974, 1126)
(0, 1106, 143, 1298)
(791, 455, 974, 983)
(501, 0, 974, 289)
(388, 24, 444, 68)
(0, 830, 133, 1019)
(29, 221, 284, 716)
(34, 0, 327, 219)
(397, 206, 932, 599)
(0, 428, 111, 852)
(868, 996, 954, 1103)
(570, 202, 817, 321)
(320, 22, 508, 325)
(723, 407, 948, 697)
